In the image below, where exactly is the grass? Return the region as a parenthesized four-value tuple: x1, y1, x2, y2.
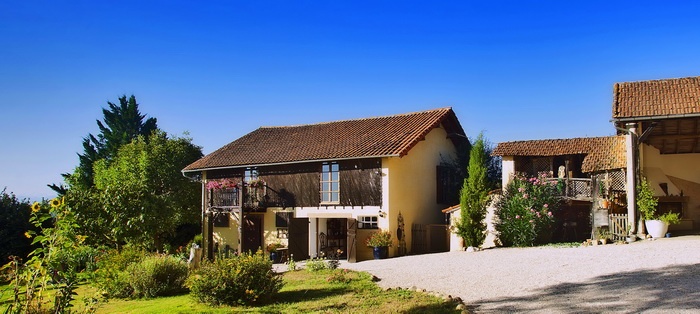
(2, 269, 461, 313)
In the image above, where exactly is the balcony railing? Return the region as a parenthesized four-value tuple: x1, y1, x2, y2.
(545, 178, 592, 200)
(208, 184, 286, 213)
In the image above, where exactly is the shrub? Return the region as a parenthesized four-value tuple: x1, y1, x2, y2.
(94, 246, 148, 298)
(495, 173, 560, 247)
(326, 269, 352, 284)
(188, 250, 283, 306)
(305, 257, 329, 272)
(128, 254, 188, 298)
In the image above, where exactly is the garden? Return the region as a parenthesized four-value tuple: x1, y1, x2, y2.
(0, 198, 461, 313)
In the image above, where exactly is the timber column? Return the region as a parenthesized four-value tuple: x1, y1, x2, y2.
(625, 122, 637, 236)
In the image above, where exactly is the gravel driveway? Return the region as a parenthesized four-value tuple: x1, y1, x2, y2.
(340, 236, 700, 313)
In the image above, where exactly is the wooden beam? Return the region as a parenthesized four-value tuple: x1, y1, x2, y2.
(648, 134, 700, 141)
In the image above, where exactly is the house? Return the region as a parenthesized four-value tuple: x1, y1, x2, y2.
(489, 75, 700, 242)
(492, 136, 627, 241)
(612, 76, 700, 233)
(182, 108, 467, 262)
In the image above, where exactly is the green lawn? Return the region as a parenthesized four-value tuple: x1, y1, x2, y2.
(2, 269, 461, 313)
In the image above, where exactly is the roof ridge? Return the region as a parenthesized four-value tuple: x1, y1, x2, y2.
(616, 75, 700, 85)
(258, 107, 453, 129)
(498, 135, 622, 144)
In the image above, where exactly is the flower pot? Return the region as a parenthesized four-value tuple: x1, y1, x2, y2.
(600, 199, 610, 209)
(372, 246, 388, 260)
(645, 220, 669, 239)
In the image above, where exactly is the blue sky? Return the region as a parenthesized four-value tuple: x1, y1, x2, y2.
(2, 1, 700, 199)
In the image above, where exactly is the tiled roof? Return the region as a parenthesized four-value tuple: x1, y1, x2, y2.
(184, 108, 465, 171)
(613, 76, 700, 119)
(492, 136, 626, 173)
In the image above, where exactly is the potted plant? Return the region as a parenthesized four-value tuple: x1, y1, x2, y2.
(365, 231, 392, 259)
(266, 242, 284, 263)
(637, 178, 680, 238)
(595, 228, 611, 245)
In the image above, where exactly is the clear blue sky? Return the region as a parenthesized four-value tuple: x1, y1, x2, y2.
(2, 1, 700, 200)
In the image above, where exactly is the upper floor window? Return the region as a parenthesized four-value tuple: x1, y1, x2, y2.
(321, 162, 339, 203)
(245, 169, 258, 182)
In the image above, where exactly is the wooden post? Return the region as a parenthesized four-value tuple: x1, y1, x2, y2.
(347, 218, 357, 263)
(238, 185, 244, 255)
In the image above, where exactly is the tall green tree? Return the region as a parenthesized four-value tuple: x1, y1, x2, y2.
(49, 95, 158, 192)
(0, 188, 33, 262)
(455, 133, 490, 248)
(76, 131, 203, 249)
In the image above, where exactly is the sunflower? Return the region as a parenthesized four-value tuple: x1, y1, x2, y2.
(31, 202, 41, 213)
(50, 198, 62, 208)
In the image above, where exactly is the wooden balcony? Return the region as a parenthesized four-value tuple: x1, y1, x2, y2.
(207, 185, 286, 213)
(545, 178, 592, 201)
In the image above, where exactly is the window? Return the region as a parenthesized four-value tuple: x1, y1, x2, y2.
(276, 212, 291, 228)
(244, 169, 258, 182)
(321, 162, 339, 203)
(358, 216, 378, 229)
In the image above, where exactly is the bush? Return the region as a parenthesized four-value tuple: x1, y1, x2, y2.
(94, 246, 148, 298)
(495, 173, 560, 247)
(128, 254, 188, 298)
(188, 250, 283, 306)
(305, 257, 329, 272)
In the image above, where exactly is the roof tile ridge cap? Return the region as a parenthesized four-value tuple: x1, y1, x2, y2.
(255, 107, 452, 128)
(616, 75, 700, 85)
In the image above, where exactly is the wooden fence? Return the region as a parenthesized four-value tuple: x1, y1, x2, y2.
(608, 214, 628, 241)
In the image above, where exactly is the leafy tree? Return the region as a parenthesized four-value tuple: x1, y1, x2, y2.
(49, 95, 158, 192)
(84, 131, 202, 249)
(455, 133, 490, 248)
(0, 188, 33, 263)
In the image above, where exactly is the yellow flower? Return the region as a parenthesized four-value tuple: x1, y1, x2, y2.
(31, 202, 41, 213)
(50, 198, 62, 208)
(24, 232, 31, 239)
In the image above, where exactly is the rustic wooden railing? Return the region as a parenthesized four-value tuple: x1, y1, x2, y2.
(545, 178, 592, 200)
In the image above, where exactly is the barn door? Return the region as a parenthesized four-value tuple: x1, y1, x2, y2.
(288, 218, 309, 260)
(242, 214, 262, 253)
(347, 218, 357, 263)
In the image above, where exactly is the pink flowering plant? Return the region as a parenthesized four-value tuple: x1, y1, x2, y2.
(206, 178, 239, 190)
(495, 173, 561, 247)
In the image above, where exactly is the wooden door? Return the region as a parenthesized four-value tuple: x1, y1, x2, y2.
(242, 214, 263, 253)
(288, 218, 309, 260)
(347, 218, 357, 263)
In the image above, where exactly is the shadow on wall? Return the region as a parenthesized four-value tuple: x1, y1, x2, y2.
(470, 263, 700, 313)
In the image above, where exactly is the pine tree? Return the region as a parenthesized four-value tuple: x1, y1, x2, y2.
(456, 133, 490, 248)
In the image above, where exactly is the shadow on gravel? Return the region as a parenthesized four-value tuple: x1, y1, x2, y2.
(471, 263, 700, 313)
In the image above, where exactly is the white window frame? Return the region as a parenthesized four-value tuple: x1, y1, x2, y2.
(320, 162, 340, 204)
(358, 216, 379, 229)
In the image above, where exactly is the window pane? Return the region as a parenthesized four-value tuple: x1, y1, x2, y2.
(331, 192, 338, 202)
(331, 164, 339, 172)
(331, 182, 339, 191)
(331, 172, 339, 181)
(322, 193, 330, 202)
(322, 164, 329, 172)
(322, 182, 330, 192)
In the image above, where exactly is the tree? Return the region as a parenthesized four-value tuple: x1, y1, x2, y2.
(0, 188, 33, 262)
(49, 95, 158, 192)
(78, 131, 202, 249)
(455, 133, 490, 248)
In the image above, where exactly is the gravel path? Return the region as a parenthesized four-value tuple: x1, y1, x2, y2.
(339, 236, 700, 313)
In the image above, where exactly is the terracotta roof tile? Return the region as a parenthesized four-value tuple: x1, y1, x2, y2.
(493, 136, 626, 173)
(613, 76, 700, 119)
(183, 108, 465, 171)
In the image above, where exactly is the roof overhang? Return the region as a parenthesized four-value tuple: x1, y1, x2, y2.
(181, 154, 398, 175)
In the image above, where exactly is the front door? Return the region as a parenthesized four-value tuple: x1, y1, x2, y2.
(242, 214, 263, 253)
(288, 218, 310, 260)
